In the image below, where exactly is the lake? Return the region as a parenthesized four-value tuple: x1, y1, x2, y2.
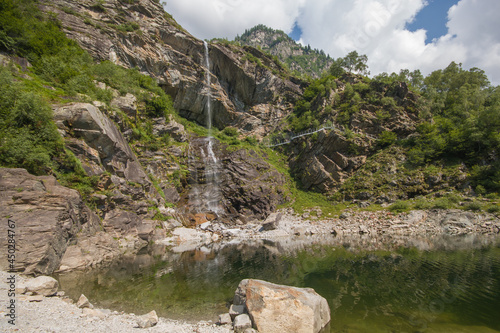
(56, 234, 500, 332)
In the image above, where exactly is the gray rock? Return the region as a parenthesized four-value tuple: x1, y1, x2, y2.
(111, 93, 137, 118)
(218, 313, 232, 325)
(24, 276, 59, 296)
(53, 103, 148, 185)
(77, 294, 93, 309)
(244, 329, 259, 333)
(229, 304, 246, 320)
(234, 279, 330, 333)
(261, 212, 282, 231)
(152, 115, 188, 142)
(200, 222, 211, 230)
(136, 310, 158, 328)
(233, 314, 252, 333)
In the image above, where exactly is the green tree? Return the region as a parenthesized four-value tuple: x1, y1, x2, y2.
(329, 51, 370, 77)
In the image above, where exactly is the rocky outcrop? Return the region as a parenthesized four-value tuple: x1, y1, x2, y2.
(286, 76, 421, 195)
(0, 168, 100, 275)
(235, 25, 333, 79)
(233, 279, 331, 333)
(54, 102, 148, 185)
(182, 137, 290, 221)
(222, 148, 289, 220)
(40, 0, 304, 138)
(289, 128, 371, 193)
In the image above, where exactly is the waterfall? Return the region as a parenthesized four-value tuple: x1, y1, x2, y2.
(203, 41, 221, 214)
(187, 41, 221, 216)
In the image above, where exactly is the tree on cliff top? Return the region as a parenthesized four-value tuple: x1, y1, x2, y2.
(329, 51, 370, 77)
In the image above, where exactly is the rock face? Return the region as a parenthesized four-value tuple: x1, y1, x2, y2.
(287, 76, 421, 196)
(40, 0, 304, 138)
(233, 279, 331, 333)
(289, 128, 370, 193)
(0, 168, 100, 275)
(183, 137, 289, 221)
(54, 103, 148, 185)
(235, 25, 333, 79)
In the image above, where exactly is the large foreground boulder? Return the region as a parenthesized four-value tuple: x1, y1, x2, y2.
(233, 279, 331, 333)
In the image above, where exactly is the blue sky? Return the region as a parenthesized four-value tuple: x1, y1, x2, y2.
(406, 0, 460, 43)
(164, 0, 500, 85)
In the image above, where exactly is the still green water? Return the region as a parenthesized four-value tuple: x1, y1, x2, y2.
(57, 235, 500, 332)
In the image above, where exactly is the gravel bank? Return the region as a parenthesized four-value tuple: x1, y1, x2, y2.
(0, 271, 231, 333)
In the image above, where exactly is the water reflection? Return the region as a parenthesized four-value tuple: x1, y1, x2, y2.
(56, 234, 500, 332)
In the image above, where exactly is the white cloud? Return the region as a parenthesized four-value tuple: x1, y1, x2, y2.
(164, 0, 500, 85)
(163, 0, 304, 39)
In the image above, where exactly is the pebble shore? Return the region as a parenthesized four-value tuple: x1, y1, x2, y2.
(1, 208, 499, 332)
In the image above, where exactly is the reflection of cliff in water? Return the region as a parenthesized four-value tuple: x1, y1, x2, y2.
(56, 235, 500, 331)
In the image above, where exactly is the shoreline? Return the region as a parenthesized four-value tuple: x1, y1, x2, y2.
(2, 208, 499, 332)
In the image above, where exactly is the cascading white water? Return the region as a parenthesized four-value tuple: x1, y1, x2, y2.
(203, 41, 221, 214)
(186, 41, 222, 215)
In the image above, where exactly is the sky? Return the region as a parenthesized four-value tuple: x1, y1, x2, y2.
(163, 0, 500, 85)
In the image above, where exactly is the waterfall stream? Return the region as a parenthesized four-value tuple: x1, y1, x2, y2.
(187, 41, 221, 216)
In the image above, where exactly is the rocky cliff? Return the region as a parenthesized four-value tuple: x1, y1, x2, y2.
(40, 0, 304, 139)
(235, 24, 334, 79)
(0, 0, 302, 274)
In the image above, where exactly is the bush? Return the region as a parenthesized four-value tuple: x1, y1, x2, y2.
(389, 200, 410, 213)
(486, 205, 500, 213)
(464, 201, 482, 212)
(377, 131, 397, 147)
(146, 95, 174, 117)
(0, 68, 64, 174)
(432, 197, 453, 209)
(222, 127, 239, 137)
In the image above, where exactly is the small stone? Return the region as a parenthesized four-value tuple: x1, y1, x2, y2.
(83, 308, 107, 319)
(229, 304, 246, 320)
(56, 291, 65, 297)
(15, 285, 27, 294)
(200, 222, 211, 230)
(244, 329, 259, 333)
(77, 294, 93, 309)
(62, 298, 74, 304)
(27, 295, 44, 302)
(136, 310, 158, 328)
(218, 313, 232, 325)
(233, 314, 252, 333)
(339, 212, 350, 219)
(260, 221, 276, 231)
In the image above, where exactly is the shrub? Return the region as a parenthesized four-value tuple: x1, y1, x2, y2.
(432, 197, 453, 209)
(222, 127, 239, 137)
(389, 200, 410, 213)
(486, 205, 500, 213)
(464, 201, 482, 212)
(146, 95, 174, 117)
(377, 131, 397, 147)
